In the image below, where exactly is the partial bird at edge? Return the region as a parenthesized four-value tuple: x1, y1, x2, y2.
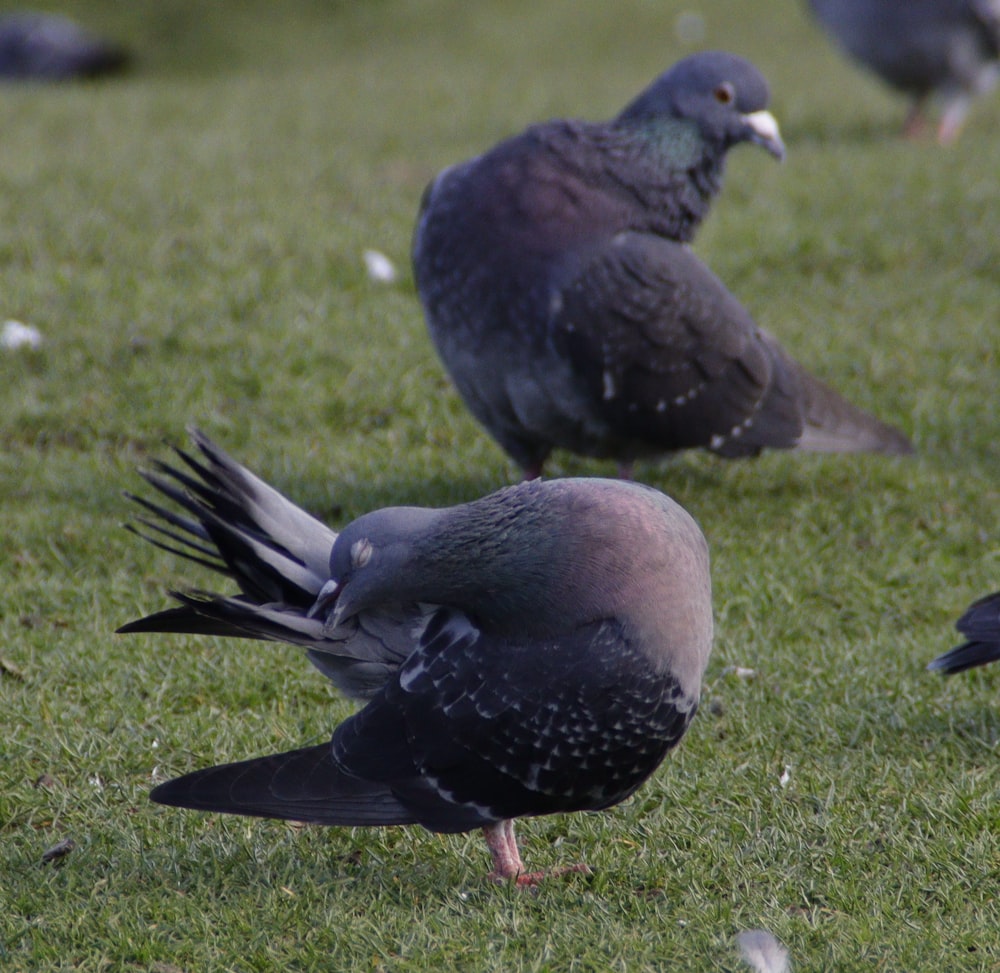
(927, 590, 1000, 674)
(805, 0, 1000, 144)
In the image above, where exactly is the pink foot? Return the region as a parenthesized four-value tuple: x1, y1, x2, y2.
(483, 821, 593, 886)
(510, 863, 593, 887)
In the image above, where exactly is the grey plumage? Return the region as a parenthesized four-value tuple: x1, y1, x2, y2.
(0, 13, 129, 81)
(120, 430, 713, 883)
(807, 0, 1000, 142)
(927, 591, 1000, 674)
(413, 50, 911, 479)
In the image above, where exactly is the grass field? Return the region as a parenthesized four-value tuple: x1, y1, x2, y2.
(2, 1, 999, 969)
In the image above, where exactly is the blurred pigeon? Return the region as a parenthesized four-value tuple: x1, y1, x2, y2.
(0, 12, 129, 81)
(927, 591, 1000, 674)
(119, 430, 714, 884)
(414, 51, 911, 478)
(806, 0, 1000, 142)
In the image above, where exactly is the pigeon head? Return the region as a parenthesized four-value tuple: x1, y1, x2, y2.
(616, 50, 785, 160)
(316, 488, 562, 630)
(319, 505, 445, 625)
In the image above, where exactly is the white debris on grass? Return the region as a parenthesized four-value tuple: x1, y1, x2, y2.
(1, 319, 43, 350)
(363, 249, 398, 283)
(737, 928, 791, 973)
(779, 764, 792, 788)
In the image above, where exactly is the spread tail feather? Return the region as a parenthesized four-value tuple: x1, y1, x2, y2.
(119, 431, 415, 702)
(151, 743, 418, 827)
(124, 427, 337, 608)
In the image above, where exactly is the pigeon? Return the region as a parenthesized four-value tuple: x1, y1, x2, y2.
(806, 0, 1000, 143)
(927, 591, 1000, 674)
(118, 430, 713, 884)
(413, 50, 912, 479)
(0, 13, 129, 81)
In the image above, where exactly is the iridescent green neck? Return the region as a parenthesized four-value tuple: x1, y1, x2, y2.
(618, 115, 706, 170)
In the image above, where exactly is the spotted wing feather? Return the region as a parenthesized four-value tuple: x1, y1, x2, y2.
(333, 608, 696, 833)
(551, 233, 802, 458)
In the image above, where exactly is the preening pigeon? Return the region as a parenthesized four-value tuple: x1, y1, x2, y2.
(806, 0, 1000, 143)
(0, 13, 129, 81)
(414, 50, 912, 479)
(119, 430, 714, 884)
(927, 591, 1000, 674)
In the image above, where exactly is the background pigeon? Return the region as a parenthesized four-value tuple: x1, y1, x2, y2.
(413, 50, 911, 478)
(0, 12, 129, 81)
(927, 591, 1000, 673)
(119, 430, 714, 884)
(806, 0, 1000, 142)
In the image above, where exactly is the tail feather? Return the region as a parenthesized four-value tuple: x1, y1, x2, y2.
(129, 429, 338, 607)
(119, 432, 419, 700)
(796, 370, 914, 455)
(928, 591, 1000, 674)
(760, 333, 913, 456)
(723, 331, 914, 458)
(181, 428, 338, 574)
(151, 743, 418, 827)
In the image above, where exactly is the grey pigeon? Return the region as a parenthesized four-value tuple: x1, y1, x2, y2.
(807, 0, 1000, 142)
(118, 430, 713, 884)
(0, 13, 129, 81)
(413, 51, 912, 479)
(927, 591, 1000, 674)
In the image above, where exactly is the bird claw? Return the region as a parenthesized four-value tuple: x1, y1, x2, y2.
(487, 862, 593, 887)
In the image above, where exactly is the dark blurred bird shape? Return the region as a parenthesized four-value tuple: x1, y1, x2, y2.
(413, 50, 912, 479)
(0, 12, 129, 81)
(119, 430, 714, 884)
(927, 591, 1000, 674)
(806, 0, 1000, 143)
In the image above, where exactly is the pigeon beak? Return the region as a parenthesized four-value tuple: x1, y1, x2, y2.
(307, 578, 343, 621)
(742, 110, 785, 161)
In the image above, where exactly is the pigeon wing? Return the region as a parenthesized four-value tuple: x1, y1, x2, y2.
(550, 232, 804, 457)
(333, 607, 695, 833)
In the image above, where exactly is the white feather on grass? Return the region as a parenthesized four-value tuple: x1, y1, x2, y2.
(736, 929, 791, 973)
(363, 249, 398, 283)
(1, 319, 43, 350)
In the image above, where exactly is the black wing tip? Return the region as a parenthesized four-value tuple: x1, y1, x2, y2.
(149, 777, 193, 808)
(115, 593, 211, 635)
(930, 592, 1000, 674)
(927, 642, 1000, 676)
(884, 429, 915, 456)
(956, 591, 1000, 634)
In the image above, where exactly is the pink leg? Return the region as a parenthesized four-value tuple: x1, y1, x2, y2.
(484, 820, 524, 882)
(483, 820, 592, 887)
(616, 461, 634, 480)
(937, 96, 970, 145)
(902, 97, 928, 140)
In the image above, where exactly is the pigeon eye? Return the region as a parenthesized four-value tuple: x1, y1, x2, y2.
(714, 82, 735, 105)
(350, 538, 373, 569)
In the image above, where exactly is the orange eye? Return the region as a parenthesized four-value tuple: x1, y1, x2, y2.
(714, 82, 735, 105)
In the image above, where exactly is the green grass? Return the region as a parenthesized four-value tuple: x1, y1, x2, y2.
(2, 1, 999, 969)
